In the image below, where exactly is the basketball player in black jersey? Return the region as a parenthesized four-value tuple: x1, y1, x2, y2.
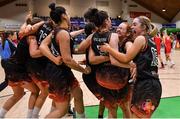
(78, 9, 107, 118)
(75, 9, 129, 118)
(84, 9, 118, 118)
(100, 16, 162, 118)
(28, 17, 85, 118)
(0, 13, 45, 118)
(39, 3, 90, 118)
(25, 18, 56, 118)
(27, 17, 85, 118)
(96, 22, 136, 118)
(76, 21, 106, 118)
(86, 9, 136, 117)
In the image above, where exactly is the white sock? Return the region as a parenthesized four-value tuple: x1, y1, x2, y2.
(27, 109, 33, 118)
(76, 112, 86, 118)
(50, 106, 56, 112)
(32, 107, 40, 118)
(0, 108, 8, 118)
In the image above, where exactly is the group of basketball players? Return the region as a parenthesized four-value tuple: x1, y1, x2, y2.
(0, 2, 162, 118)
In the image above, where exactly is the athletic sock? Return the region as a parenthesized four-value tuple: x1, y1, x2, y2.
(50, 106, 56, 112)
(0, 108, 8, 118)
(32, 107, 40, 118)
(27, 109, 33, 118)
(76, 112, 85, 118)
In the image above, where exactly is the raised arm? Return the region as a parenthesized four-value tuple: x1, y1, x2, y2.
(100, 35, 146, 63)
(19, 11, 32, 37)
(74, 34, 92, 53)
(25, 21, 45, 36)
(70, 29, 84, 38)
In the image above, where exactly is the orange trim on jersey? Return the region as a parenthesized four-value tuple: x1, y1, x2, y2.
(8, 80, 32, 87)
(41, 81, 49, 87)
(8, 81, 22, 87)
(48, 79, 79, 102)
(71, 79, 80, 90)
(32, 78, 39, 83)
(32, 79, 49, 87)
(49, 93, 70, 102)
(96, 78, 127, 90)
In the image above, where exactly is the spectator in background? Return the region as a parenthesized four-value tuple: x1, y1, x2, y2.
(0, 31, 17, 92)
(11, 32, 19, 46)
(0, 32, 13, 59)
(4, 31, 17, 56)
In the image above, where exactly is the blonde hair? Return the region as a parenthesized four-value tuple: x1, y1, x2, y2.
(137, 16, 157, 37)
(150, 23, 158, 37)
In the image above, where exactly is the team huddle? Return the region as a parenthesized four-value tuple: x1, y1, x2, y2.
(0, 2, 162, 118)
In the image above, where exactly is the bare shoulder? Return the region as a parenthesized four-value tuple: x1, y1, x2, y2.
(86, 33, 94, 44)
(136, 35, 145, 40)
(110, 33, 119, 42)
(111, 33, 118, 37)
(133, 35, 147, 49)
(87, 33, 94, 39)
(57, 29, 69, 36)
(135, 35, 146, 43)
(56, 29, 70, 40)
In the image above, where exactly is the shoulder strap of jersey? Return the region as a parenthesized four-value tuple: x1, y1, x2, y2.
(141, 35, 149, 52)
(107, 31, 112, 43)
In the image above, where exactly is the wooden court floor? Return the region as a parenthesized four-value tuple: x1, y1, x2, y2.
(0, 49, 180, 118)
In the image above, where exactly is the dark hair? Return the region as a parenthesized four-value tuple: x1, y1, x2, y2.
(84, 22, 96, 36)
(1, 33, 5, 49)
(30, 17, 43, 25)
(95, 10, 109, 27)
(84, 8, 109, 27)
(26, 18, 32, 24)
(1, 31, 13, 49)
(84, 8, 98, 22)
(49, 3, 66, 24)
(4, 31, 13, 39)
